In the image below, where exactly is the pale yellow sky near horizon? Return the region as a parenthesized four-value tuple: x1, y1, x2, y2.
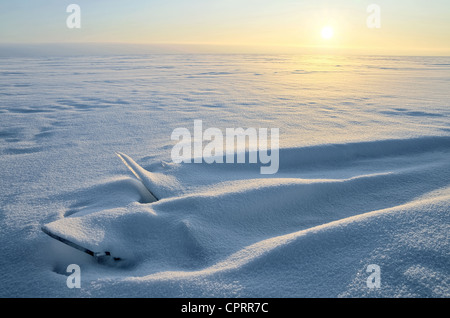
(1, 1, 449, 56)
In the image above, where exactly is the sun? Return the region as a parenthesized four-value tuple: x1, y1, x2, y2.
(321, 26, 334, 40)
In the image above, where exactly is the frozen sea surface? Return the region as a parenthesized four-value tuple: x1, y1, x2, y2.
(0, 54, 449, 297)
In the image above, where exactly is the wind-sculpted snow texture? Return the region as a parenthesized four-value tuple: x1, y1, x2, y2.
(0, 54, 449, 297)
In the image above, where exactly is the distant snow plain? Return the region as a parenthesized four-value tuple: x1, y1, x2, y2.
(0, 53, 449, 297)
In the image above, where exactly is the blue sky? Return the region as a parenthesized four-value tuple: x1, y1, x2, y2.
(1, 0, 449, 54)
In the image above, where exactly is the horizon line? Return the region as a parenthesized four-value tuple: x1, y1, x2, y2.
(0, 42, 449, 57)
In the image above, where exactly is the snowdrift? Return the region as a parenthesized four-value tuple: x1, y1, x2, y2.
(42, 137, 450, 297)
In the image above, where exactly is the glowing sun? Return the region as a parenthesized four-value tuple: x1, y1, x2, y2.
(321, 26, 334, 40)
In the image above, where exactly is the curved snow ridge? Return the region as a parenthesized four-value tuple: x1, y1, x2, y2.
(151, 171, 393, 218)
(156, 135, 450, 174)
(123, 189, 450, 289)
(149, 155, 449, 224)
(122, 136, 450, 198)
(42, 155, 449, 271)
(278, 135, 450, 169)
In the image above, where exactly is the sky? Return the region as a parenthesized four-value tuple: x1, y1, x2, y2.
(0, 0, 449, 55)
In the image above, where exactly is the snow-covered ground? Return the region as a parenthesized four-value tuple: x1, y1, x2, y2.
(0, 54, 449, 297)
